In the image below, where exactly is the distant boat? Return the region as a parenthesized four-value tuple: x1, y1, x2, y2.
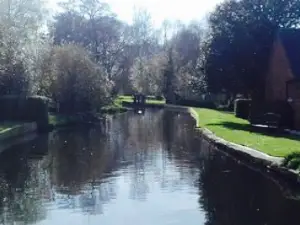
(138, 110, 143, 114)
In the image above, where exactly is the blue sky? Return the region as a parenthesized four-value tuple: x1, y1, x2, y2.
(48, 0, 223, 26)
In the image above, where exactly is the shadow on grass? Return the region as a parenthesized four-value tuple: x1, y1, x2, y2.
(206, 121, 300, 142)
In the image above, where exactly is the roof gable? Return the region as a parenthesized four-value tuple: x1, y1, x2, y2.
(278, 29, 300, 78)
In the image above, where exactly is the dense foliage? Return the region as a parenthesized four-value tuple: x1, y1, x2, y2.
(38, 45, 112, 113)
(204, 0, 300, 100)
(1, 0, 299, 111)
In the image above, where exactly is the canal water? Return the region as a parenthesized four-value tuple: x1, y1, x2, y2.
(0, 109, 300, 225)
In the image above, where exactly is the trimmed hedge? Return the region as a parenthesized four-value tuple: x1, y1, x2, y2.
(250, 101, 294, 129)
(0, 95, 49, 131)
(234, 99, 251, 119)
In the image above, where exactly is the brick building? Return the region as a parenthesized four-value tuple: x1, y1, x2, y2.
(265, 29, 300, 129)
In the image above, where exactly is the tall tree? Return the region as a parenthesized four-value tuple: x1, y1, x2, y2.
(204, 0, 300, 99)
(53, 0, 126, 80)
(130, 53, 167, 95)
(166, 22, 205, 100)
(0, 0, 47, 95)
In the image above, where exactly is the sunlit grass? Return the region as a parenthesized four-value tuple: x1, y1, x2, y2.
(117, 95, 165, 105)
(117, 95, 133, 103)
(146, 99, 165, 105)
(49, 114, 75, 126)
(0, 122, 20, 132)
(99, 95, 130, 114)
(193, 108, 300, 157)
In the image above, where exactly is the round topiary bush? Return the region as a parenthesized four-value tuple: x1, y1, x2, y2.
(234, 99, 251, 119)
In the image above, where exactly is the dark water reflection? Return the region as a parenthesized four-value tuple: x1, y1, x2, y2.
(0, 109, 299, 225)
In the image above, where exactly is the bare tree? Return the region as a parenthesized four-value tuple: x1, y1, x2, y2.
(169, 22, 205, 100)
(130, 53, 167, 95)
(53, 0, 128, 81)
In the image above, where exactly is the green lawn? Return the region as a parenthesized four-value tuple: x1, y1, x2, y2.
(117, 95, 165, 105)
(117, 95, 133, 103)
(49, 114, 67, 126)
(193, 108, 300, 157)
(146, 99, 165, 105)
(100, 96, 129, 114)
(49, 114, 77, 126)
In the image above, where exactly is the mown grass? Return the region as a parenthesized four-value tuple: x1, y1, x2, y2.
(117, 95, 133, 103)
(100, 95, 130, 114)
(48, 114, 76, 126)
(146, 99, 165, 105)
(192, 108, 300, 158)
(118, 95, 165, 105)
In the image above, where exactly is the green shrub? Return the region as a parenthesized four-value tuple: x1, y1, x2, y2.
(282, 152, 300, 167)
(48, 45, 112, 113)
(0, 95, 49, 130)
(234, 99, 251, 119)
(250, 101, 294, 128)
(287, 158, 300, 170)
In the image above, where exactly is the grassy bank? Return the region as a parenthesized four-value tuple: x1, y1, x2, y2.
(0, 122, 21, 132)
(48, 96, 130, 126)
(192, 108, 300, 157)
(118, 95, 133, 103)
(146, 99, 165, 105)
(49, 114, 77, 127)
(119, 95, 166, 105)
(100, 95, 165, 114)
(99, 96, 129, 114)
(48, 95, 165, 125)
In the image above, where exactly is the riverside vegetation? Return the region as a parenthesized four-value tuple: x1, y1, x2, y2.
(1, 0, 300, 172)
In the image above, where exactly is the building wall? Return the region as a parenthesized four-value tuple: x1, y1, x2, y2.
(265, 38, 294, 101)
(287, 82, 300, 129)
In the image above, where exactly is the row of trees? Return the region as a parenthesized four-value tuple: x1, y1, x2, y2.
(204, 0, 300, 101)
(124, 0, 300, 103)
(0, 0, 208, 112)
(2, 0, 300, 112)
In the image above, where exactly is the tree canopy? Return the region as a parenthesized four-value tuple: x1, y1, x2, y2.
(204, 0, 300, 99)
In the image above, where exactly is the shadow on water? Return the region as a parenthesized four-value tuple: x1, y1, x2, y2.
(0, 134, 50, 224)
(197, 144, 300, 225)
(0, 109, 299, 224)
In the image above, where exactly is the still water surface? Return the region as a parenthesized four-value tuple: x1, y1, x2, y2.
(0, 109, 300, 225)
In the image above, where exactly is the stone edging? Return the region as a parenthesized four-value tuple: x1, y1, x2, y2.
(165, 104, 300, 183)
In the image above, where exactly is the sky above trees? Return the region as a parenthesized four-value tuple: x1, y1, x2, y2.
(47, 0, 223, 26)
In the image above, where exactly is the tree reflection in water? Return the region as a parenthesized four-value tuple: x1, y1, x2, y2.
(0, 110, 299, 225)
(0, 135, 50, 224)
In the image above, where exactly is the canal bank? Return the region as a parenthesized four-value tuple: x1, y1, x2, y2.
(0, 111, 126, 145)
(1, 103, 299, 186)
(164, 104, 300, 184)
(0, 123, 39, 155)
(0, 123, 37, 142)
(1, 108, 300, 224)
